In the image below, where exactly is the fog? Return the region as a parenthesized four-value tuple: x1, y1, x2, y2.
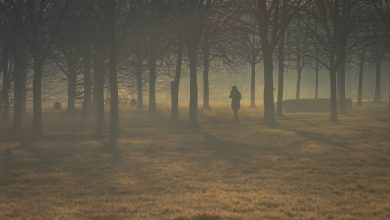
(1, 0, 390, 219)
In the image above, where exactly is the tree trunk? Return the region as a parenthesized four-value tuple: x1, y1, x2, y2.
(296, 52, 302, 100)
(1, 48, 10, 121)
(202, 40, 210, 109)
(13, 20, 27, 131)
(276, 30, 285, 116)
(136, 55, 144, 111)
(67, 73, 77, 113)
(330, 66, 338, 122)
(250, 62, 256, 108)
(107, 0, 119, 142)
(171, 39, 183, 121)
(263, 44, 276, 126)
(315, 61, 319, 99)
(13, 52, 27, 131)
(108, 50, 119, 142)
(94, 52, 105, 138)
(357, 51, 365, 106)
(296, 69, 302, 100)
(189, 47, 198, 126)
(32, 59, 44, 137)
(83, 48, 92, 117)
(374, 55, 382, 103)
(338, 55, 346, 113)
(148, 36, 157, 114)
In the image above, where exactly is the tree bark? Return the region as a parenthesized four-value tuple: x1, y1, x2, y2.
(276, 30, 285, 116)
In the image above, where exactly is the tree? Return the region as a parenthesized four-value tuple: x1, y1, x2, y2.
(289, 21, 308, 100)
(26, 0, 69, 137)
(1, 44, 12, 121)
(276, 30, 285, 116)
(170, 36, 183, 120)
(178, 0, 220, 126)
(0, 0, 29, 131)
(55, 46, 82, 113)
(372, 0, 390, 110)
(304, 0, 369, 121)
(199, 5, 229, 110)
(241, 0, 307, 126)
(357, 48, 366, 105)
(230, 29, 262, 108)
(106, 0, 120, 142)
(374, 45, 384, 103)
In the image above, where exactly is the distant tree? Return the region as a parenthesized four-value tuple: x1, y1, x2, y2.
(26, 0, 69, 137)
(356, 48, 366, 105)
(374, 45, 385, 103)
(0, 42, 12, 121)
(240, 0, 308, 126)
(276, 29, 285, 116)
(372, 0, 390, 109)
(170, 33, 183, 121)
(0, 0, 29, 131)
(229, 28, 262, 108)
(54, 45, 82, 113)
(289, 21, 308, 100)
(177, 0, 220, 126)
(146, 4, 159, 114)
(304, 0, 370, 121)
(199, 5, 229, 110)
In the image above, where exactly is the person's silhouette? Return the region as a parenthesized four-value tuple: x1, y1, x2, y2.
(229, 86, 241, 121)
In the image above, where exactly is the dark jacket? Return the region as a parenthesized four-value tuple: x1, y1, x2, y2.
(229, 89, 241, 111)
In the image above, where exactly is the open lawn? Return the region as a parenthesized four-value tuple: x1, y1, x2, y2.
(1, 104, 390, 219)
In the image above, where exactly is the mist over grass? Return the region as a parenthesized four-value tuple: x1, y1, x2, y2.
(1, 104, 390, 219)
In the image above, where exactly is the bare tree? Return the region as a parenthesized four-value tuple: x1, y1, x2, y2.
(241, 0, 307, 126)
(304, 0, 369, 121)
(357, 48, 366, 105)
(26, 0, 69, 137)
(177, 0, 220, 126)
(0, 0, 29, 131)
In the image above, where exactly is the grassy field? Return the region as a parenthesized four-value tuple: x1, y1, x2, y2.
(1, 104, 390, 219)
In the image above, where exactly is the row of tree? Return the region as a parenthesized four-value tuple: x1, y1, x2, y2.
(0, 0, 390, 142)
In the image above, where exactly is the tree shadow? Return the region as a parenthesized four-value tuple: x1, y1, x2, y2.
(279, 127, 352, 149)
(199, 132, 284, 167)
(175, 214, 223, 220)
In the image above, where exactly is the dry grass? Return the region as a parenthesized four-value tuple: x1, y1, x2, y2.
(1, 104, 390, 219)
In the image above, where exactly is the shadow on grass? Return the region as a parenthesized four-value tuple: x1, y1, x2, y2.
(176, 214, 222, 220)
(279, 127, 352, 149)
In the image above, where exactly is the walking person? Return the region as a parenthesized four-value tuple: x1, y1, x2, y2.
(229, 86, 241, 121)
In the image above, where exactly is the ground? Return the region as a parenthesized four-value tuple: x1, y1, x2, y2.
(0, 104, 390, 219)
